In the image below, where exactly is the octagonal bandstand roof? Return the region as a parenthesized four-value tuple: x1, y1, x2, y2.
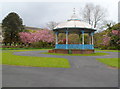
(53, 14, 96, 32)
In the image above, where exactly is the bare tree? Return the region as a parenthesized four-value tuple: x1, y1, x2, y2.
(81, 3, 106, 28)
(46, 21, 58, 30)
(82, 3, 94, 25)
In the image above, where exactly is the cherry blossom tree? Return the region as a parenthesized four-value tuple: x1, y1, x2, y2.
(19, 30, 54, 45)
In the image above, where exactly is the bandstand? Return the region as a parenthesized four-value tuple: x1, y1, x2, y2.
(49, 11, 96, 54)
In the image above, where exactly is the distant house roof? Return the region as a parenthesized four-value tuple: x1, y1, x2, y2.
(25, 26, 42, 30)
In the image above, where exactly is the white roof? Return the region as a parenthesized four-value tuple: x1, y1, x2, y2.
(54, 14, 93, 29)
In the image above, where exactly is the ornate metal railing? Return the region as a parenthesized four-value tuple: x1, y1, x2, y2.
(55, 44, 94, 49)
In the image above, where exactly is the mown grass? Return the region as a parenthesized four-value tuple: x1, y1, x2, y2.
(42, 52, 109, 56)
(0, 47, 52, 50)
(95, 49, 120, 52)
(1, 50, 70, 68)
(0, 50, 2, 65)
(96, 58, 120, 68)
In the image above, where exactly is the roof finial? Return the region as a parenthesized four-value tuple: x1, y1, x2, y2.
(73, 8, 75, 14)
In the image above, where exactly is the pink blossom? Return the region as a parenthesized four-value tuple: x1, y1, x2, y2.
(103, 35, 111, 46)
(112, 30, 120, 35)
(19, 30, 54, 44)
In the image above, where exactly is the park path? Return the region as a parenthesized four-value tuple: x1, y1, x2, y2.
(2, 50, 119, 87)
(13, 50, 119, 69)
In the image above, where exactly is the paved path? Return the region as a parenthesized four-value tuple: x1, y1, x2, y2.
(2, 50, 119, 87)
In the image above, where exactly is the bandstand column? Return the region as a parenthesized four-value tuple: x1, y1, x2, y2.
(66, 30, 68, 49)
(91, 32, 94, 45)
(55, 32, 58, 49)
(81, 30, 84, 50)
(82, 30, 84, 44)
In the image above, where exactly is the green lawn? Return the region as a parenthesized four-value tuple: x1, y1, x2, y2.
(43, 52, 108, 56)
(95, 49, 120, 52)
(0, 47, 52, 50)
(0, 51, 1, 65)
(96, 58, 120, 68)
(1, 50, 70, 68)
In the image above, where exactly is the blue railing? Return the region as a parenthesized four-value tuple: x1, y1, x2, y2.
(55, 44, 94, 49)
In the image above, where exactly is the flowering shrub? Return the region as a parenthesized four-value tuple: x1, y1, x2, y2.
(102, 30, 120, 49)
(103, 35, 111, 46)
(94, 23, 120, 50)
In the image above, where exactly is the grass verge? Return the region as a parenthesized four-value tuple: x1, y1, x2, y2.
(2, 50, 70, 68)
(96, 58, 120, 68)
(95, 49, 120, 52)
(42, 52, 109, 56)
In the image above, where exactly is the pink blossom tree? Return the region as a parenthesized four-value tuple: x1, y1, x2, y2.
(19, 30, 54, 45)
(103, 35, 111, 46)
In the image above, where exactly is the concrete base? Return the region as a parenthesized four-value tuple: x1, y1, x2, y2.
(48, 49, 94, 54)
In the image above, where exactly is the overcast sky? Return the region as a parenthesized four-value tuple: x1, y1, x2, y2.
(0, 0, 119, 28)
